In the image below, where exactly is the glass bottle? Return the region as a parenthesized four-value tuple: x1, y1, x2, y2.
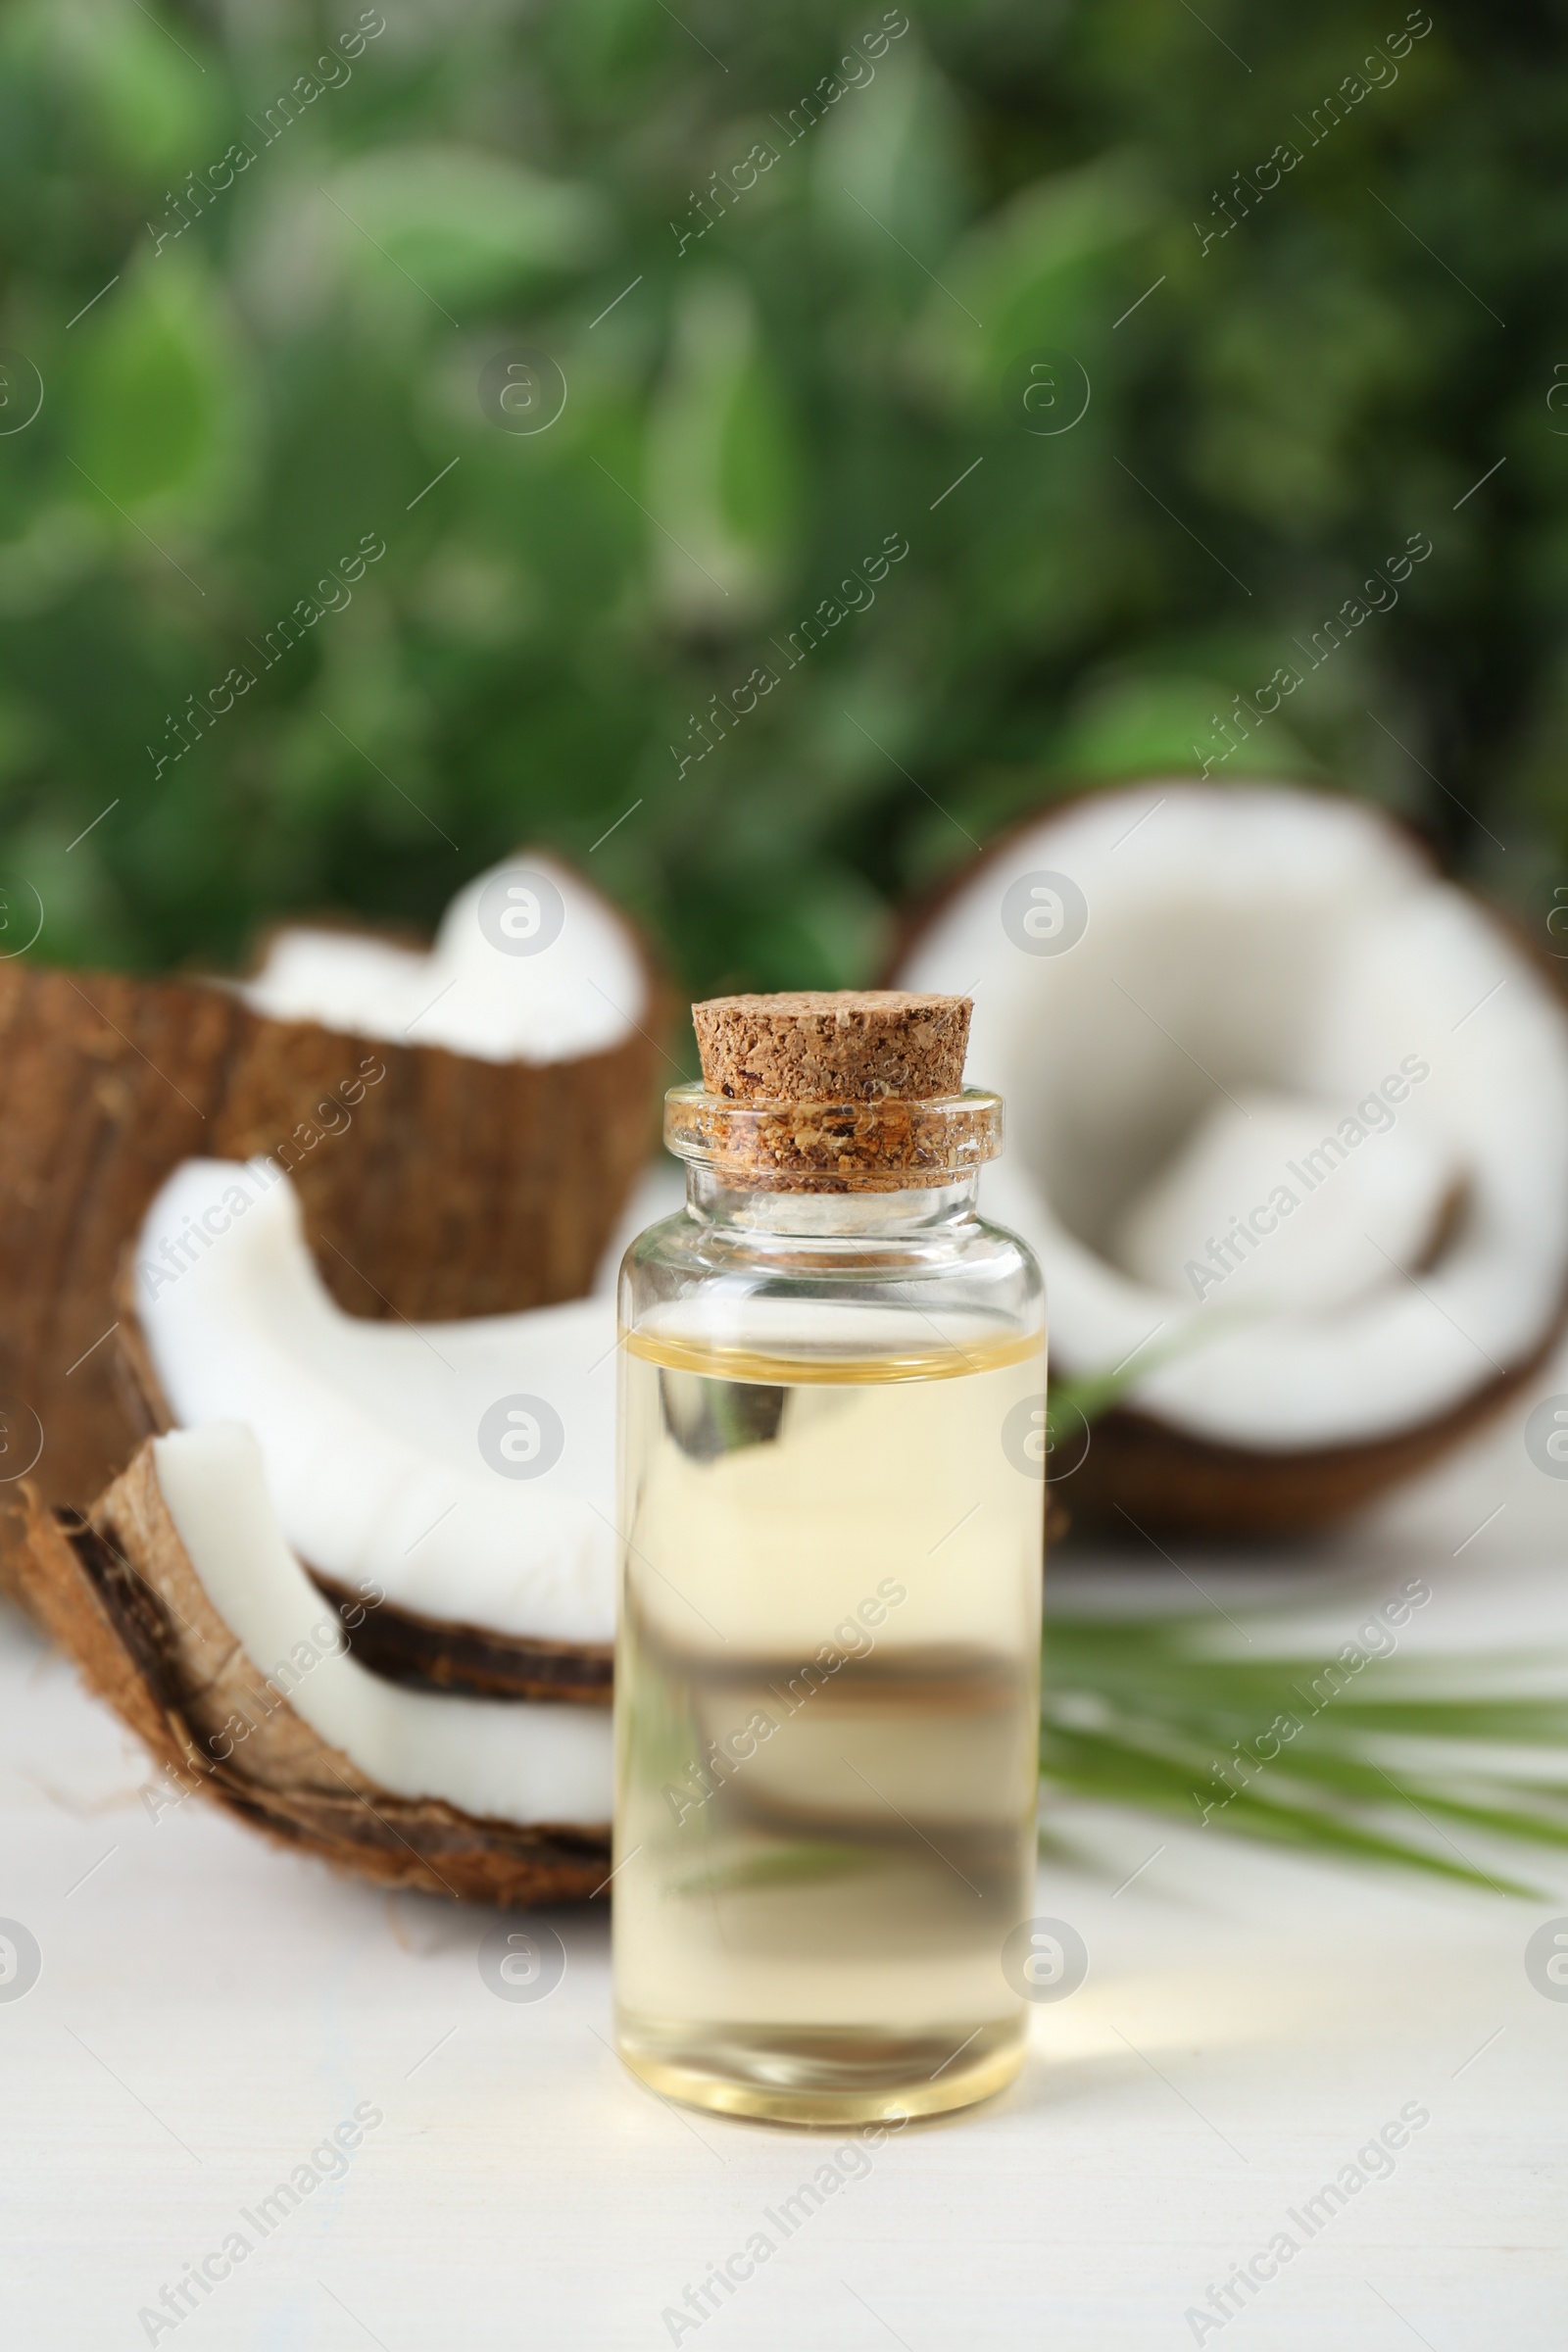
(612, 992, 1046, 2126)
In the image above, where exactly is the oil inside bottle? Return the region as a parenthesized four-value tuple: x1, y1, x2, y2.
(612, 1319, 1044, 2125)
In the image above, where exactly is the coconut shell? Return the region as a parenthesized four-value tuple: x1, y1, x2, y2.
(7, 1447, 611, 1903)
(893, 784, 1568, 1542)
(1065, 1316, 1565, 1542)
(109, 1272, 615, 1702)
(0, 897, 661, 1525)
(308, 1570, 613, 1703)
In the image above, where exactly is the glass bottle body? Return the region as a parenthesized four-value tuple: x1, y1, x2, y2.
(612, 1170, 1046, 2125)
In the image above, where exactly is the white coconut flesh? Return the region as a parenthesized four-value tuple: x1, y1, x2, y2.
(1114, 1090, 1456, 1314)
(238, 850, 646, 1062)
(897, 782, 1568, 1450)
(135, 1157, 628, 1642)
(153, 1422, 612, 1827)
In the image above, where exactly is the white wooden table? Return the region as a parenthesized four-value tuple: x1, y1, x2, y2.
(4, 1342, 1566, 2350)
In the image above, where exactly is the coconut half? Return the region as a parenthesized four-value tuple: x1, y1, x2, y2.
(896, 781, 1568, 1533)
(0, 851, 660, 1528)
(237, 854, 645, 1065)
(11, 1429, 611, 1903)
(120, 1153, 663, 1699)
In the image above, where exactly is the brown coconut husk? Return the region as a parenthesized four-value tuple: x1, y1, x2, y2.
(8, 1447, 611, 1903)
(0, 886, 662, 1530)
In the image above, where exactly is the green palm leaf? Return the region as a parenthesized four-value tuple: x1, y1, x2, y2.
(1042, 1607, 1568, 1895)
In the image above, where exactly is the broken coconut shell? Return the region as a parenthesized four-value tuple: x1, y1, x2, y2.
(0, 867, 662, 1531)
(112, 1225, 619, 1705)
(893, 779, 1568, 1538)
(8, 1447, 610, 1904)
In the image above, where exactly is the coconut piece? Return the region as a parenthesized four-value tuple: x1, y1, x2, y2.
(154, 1424, 611, 1822)
(9, 1427, 611, 1901)
(125, 1158, 621, 1696)
(0, 852, 661, 1529)
(896, 781, 1568, 1533)
(239, 854, 645, 1065)
(1113, 1090, 1461, 1312)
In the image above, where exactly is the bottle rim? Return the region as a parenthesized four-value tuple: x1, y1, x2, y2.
(662, 1081, 1004, 1192)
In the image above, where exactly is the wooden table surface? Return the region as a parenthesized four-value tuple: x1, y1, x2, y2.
(4, 1340, 1565, 2351)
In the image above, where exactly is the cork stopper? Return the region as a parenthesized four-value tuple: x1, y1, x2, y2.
(692, 990, 971, 1104)
(671, 990, 997, 1191)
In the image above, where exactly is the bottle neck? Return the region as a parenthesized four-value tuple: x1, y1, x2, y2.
(685, 1166, 982, 1239)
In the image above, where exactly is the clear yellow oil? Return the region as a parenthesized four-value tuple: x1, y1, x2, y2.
(612, 1325, 1045, 2125)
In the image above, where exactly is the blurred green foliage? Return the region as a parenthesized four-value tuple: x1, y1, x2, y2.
(1, 0, 1564, 997)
